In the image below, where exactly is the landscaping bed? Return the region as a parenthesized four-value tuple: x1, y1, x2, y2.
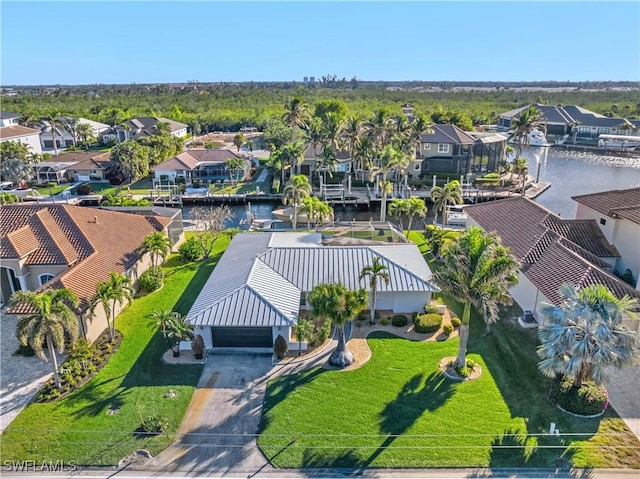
(0, 236, 230, 466)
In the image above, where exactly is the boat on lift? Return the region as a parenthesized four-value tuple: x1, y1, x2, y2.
(598, 134, 640, 151)
(508, 128, 550, 147)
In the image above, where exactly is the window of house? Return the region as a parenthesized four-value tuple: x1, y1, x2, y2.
(299, 293, 306, 306)
(423, 143, 431, 151)
(39, 274, 55, 286)
(438, 144, 450, 153)
(600, 218, 607, 226)
(413, 163, 421, 171)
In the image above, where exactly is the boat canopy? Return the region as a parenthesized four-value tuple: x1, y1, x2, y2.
(598, 134, 640, 142)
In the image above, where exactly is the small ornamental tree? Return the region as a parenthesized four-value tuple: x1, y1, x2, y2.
(274, 334, 289, 360)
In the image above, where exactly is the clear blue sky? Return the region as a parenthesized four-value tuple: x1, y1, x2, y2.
(2, 1, 639, 85)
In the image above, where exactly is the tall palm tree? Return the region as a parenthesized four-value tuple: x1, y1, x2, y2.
(140, 232, 172, 271)
(342, 116, 363, 158)
(359, 258, 390, 325)
(430, 180, 463, 228)
(369, 145, 408, 221)
(280, 140, 306, 177)
(537, 284, 639, 387)
(434, 227, 519, 368)
(352, 135, 374, 181)
(388, 199, 408, 231)
(315, 146, 338, 185)
(11, 289, 79, 390)
(509, 106, 546, 156)
(63, 118, 80, 147)
(43, 110, 64, 156)
(321, 111, 345, 155)
(283, 96, 311, 143)
(89, 272, 133, 340)
(77, 122, 96, 150)
(282, 174, 312, 231)
(510, 157, 528, 195)
(309, 283, 368, 367)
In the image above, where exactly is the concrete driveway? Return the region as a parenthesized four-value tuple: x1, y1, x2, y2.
(606, 362, 640, 440)
(0, 314, 61, 433)
(150, 351, 274, 474)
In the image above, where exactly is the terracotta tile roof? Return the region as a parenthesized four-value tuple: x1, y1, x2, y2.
(542, 216, 620, 258)
(572, 187, 640, 225)
(465, 197, 638, 308)
(47, 151, 111, 171)
(2, 205, 170, 312)
(0, 124, 40, 140)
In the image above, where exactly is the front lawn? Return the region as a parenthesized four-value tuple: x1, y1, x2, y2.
(35, 185, 68, 196)
(258, 232, 640, 468)
(0, 237, 230, 466)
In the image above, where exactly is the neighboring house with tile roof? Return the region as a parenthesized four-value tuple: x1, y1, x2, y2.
(101, 117, 188, 144)
(38, 117, 110, 151)
(464, 197, 639, 328)
(1, 205, 172, 341)
(188, 232, 439, 349)
(0, 111, 21, 127)
(497, 103, 638, 139)
(573, 187, 640, 289)
(418, 124, 476, 176)
(153, 148, 251, 182)
(0, 124, 42, 154)
(34, 151, 111, 182)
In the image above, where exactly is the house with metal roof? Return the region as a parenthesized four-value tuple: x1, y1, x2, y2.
(573, 187, 640, 290)
(188, 232, 439, 349)
(465, 197, 640, 329)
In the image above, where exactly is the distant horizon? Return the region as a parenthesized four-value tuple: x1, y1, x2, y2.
(2, 2, 639, 85)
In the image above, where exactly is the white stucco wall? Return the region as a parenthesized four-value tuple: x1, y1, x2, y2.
(1, 133, 42, 154)
(508, 272, 552, 325)
(154, 169, 178, 181)
(376, 292, 430, 313)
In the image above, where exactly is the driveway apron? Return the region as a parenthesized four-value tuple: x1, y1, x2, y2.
(149, 351, 274, 473)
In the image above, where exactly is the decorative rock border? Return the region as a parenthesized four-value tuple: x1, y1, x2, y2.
(439, 356, 482, 382)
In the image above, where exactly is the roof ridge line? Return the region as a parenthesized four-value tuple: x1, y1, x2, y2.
(367, 246, 434, 289)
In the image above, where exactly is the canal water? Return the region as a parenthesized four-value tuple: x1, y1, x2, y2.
(184, 147, 640, 228)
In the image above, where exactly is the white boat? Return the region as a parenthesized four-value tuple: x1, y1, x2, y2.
(598, 134, 640, 151)
(272, 206, 333, 225)
(508, 128, 550, 147)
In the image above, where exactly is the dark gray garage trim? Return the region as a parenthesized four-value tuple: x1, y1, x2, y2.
(211, 327, 273, 348)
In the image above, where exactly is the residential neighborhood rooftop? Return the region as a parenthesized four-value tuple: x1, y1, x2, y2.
(572, 187, 640, 224)
(419, 124, 476, 145)
(0, 124, 40, 140)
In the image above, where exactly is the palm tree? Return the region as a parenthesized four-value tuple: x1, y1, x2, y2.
(63, 118, 80, 147)
(282, 174, 312, 231)
(153, 121, 172, 136)
(434, 227, 519, 368)
(388, 199, 408, 231)
(369, 145, 407, 221)
(89, 272, 133, 340)
(510, 157, 528, 195)
(294, 318, 314, 356)
(359, 258, 390, 325)
(283, 96, 311, 142)
(0, 157, 33, 187)
(430, 180, 463, 228)
(77, 122, 96, 150)
(11, 289, 79, 389)
(425, 224, 459, 260)
(509, 105, 546, 156)
(233, 132, 246, 151)
(280, 140, 306, 178)
(352, 135, 374, 181)
(537, 284, 639, 387)
(309, 283, 368, 367)
(140, 232, 172, 271)
(321, 111, 345, 155)
(342, 116, 363, 158)
(153, 310, 194, 356)
(225, 157, 247, 186)
(43, 110, 64, 156)
(405, 196, 427, 232)
(315, 146, 338, 185)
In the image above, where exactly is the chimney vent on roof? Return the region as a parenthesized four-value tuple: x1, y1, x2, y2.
(94, 216, 98, 224)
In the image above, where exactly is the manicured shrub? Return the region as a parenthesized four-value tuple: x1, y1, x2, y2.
(452, 358, 478, 378)
(191, 334, 205, 359)
(380, 318, 389, 326)
(274, 334, 288, 360)
(443, 324, 454, 335)
(140, 414, 169, 433)
(550, 376, 608, 416)
(414, 313, 442, 334)
(76, 184, 92, 195)
(374, 310, 381, 320)
(450, 317, 461, 328)
(0, 193, 19, 205)
(140, 268, 165, 292)
(178, 237, 203, 262)
(411, 311, 419, 322)
(392, 315, 408, 327)
(424, 304, 440, 315)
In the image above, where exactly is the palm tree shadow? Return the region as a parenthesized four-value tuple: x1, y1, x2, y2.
(364, 371, 455, 467)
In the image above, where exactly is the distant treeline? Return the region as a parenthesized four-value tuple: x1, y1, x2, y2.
(3, 83, 639, 133)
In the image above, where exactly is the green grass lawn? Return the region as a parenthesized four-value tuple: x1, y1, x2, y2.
(35, 185, 67, 196)
(0, 236, 230, 466)
(71, 182, 119, 196)
(258, 232, 640, 468)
